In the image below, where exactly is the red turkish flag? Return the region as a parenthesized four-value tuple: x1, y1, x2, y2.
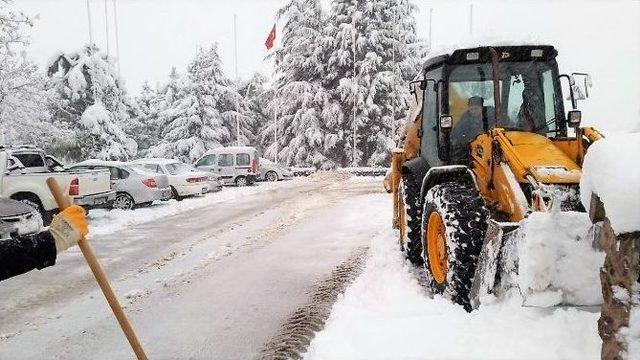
(265, 24, 276, 50)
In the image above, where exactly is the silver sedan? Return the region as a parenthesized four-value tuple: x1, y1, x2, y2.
(258, 158, 293, 182)
(70, 160, 172, 210)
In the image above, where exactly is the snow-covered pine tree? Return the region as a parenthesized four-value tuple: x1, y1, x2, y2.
(187, 45, 247, 148)
(150, 45, 243, 163)
(269, 0, 336, 168)
(238, 72, 271, 155)
(324, 0, 426, 166)
(0, 0, 65, 150)
(46, 44, 137, 161)
(129, 81, 159, 155)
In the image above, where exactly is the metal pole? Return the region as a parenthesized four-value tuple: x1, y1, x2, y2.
(391, 2, 397, 144)
(86, 0, 94, 45)
(469, 3, 473, 36)
(113, 0, 121, 77)
(428, 7, 433, 50)
(233, 14, 239, 79)
(351, 12, 357, 166)
(273, 110, 278, 164)
(104, 0, 110, 57)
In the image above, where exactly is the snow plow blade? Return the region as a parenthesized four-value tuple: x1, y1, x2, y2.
(470, 212, 605, 310)
(469, 220, 519, 310)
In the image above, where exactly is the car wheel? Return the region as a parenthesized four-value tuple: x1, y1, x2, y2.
(171, 186, 183, 201)
(265, 171, 278, 182)
(113, 193, 134, 210)
(14, 195, 51, 225)
(235, 176, 248, 187)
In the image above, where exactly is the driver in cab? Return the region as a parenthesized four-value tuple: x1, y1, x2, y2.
(450, 96, 495, 148)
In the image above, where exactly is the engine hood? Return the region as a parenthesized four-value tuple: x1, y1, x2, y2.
(503, 132, 581, 184)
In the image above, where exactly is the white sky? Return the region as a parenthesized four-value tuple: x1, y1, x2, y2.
(15, 0, 640, 132)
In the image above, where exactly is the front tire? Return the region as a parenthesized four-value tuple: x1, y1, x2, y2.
(113, 193, 135, 210)
(400, 176, 424, 265)
(265, 171, 278, 182)
(235, 176, 248, 187)
(421, 181, 489, 312)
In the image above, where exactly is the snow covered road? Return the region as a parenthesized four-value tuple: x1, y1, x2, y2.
(0, 175, 388, 359)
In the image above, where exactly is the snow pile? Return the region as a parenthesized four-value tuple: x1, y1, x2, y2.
(580, 133, 640, 234)
(304, 230, 601, 360)
(508, 211, 605, 306)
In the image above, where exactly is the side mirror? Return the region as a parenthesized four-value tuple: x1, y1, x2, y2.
(571, 72, 592, 100)
(567, 110, 582, 127)
(439, 115, 453, 130)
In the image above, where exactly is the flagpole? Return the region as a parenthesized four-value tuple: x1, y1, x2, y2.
(274, 110, 278, 164)
(113, 0, 121, 78)
(233, 14, 239, 79)
(104, 0, 110, 57)
(86, 0, 94, 45)
(351, 13, 357, 167)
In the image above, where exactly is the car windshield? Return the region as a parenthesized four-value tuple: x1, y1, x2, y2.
(165, 162, 191, 175)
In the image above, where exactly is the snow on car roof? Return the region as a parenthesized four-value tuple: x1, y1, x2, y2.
(72, 159, 127, 167)
(204, 146, 257, 154)
(130, 158, 182, 165)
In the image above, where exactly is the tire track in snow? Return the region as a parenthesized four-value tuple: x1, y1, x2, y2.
(259, 246, 369, 360)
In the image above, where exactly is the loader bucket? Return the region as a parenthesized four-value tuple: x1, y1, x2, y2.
(470, 212, 605, 310)
(470, 220, 519, 310)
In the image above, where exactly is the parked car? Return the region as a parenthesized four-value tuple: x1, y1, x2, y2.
(69, 160, 172, 210)
(0, 197, 43, 240)
(258, 157, 293, 182)
(194, 146, 259, 186)
(0, 145, 115, 224)
(130, 158, 222, 200)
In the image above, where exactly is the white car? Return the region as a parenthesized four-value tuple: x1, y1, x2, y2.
(258, 157, 293, 182)
(131, 158, 221, 200)
(194, 146, 259, 186)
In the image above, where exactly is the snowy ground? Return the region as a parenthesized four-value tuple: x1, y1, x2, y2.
(304, 229, 602, 360)
(0, 175, 387, 359)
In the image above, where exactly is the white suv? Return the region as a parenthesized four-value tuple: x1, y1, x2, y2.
(195, 146, 259, 186)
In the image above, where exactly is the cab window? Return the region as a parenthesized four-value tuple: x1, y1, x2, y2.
(218, 154, 233, 167)
(236, 153, 250, 166)
(196, 154, 216, 166)
(13, 153, 45, 168)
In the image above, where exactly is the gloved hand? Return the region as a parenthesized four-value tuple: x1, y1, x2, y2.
(49, 205, 89, 253)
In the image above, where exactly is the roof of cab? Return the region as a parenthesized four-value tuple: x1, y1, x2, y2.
(422, 45, 557, 73)
(72, 159, 127, 167)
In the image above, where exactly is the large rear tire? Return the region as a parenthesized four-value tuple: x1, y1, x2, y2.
(421, 181, 489, 312)
(400, 176, 424, 265)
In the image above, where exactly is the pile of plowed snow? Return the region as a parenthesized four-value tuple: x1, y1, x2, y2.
(506, 211, 604, 307)
(304, 230, 601, 360)
(580, 132, 640, 234)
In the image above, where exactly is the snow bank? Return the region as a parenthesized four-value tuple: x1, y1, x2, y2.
(304, 230, 601, 360)
(509, 211, 605, 306)
(580, 133, 640, 234)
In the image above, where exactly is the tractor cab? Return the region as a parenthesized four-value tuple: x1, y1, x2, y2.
(416, 45, 592, 167)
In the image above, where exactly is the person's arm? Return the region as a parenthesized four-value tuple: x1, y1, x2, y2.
(0, 231, 57, 281)
(0, 205, 88, 282)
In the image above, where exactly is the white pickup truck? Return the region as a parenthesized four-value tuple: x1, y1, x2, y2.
(0, 145, 115, 223)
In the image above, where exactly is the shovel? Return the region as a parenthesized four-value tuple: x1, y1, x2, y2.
(47, 177, 148, 360)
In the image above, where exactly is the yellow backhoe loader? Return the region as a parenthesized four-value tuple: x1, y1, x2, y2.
(388, 45, 605, 311)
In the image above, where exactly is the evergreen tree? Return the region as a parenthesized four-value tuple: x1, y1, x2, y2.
(238, 72, 271, 154)
(270, 0, 336, 168)
(46, 44, 137, 161)
(149, 45, 244, 162)
(129, 81, 159, 155)
(323, 0, 426, 166)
